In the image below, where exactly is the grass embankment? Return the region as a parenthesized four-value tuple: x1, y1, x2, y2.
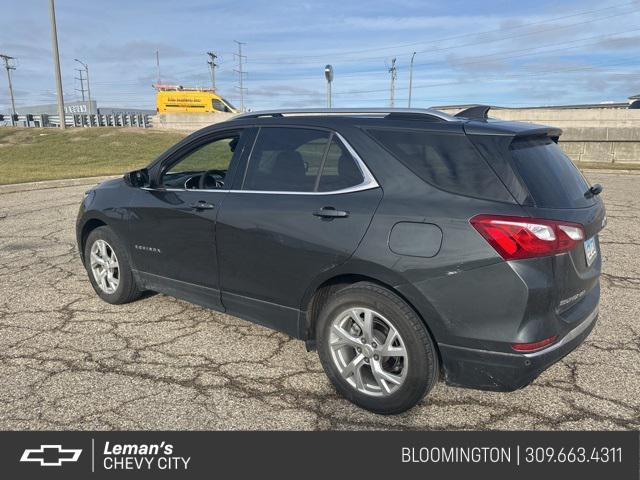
(0, 127, 637, 186)
(0, 127, 187, 185)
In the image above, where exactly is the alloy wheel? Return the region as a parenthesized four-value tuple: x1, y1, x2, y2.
(328, 307, 408, 397)
(90, 239, 120, 294)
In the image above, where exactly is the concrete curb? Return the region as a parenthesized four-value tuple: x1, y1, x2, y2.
(581, 168, 640, 175)
(0, 175, 119, 195)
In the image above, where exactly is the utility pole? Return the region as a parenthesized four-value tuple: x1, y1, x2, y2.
(48, 0, 66, 129)
(0, 54, 17, 126)
(75, 58, 92, 114)
(206, 51, 217, 90)
(156, 48, 161, 85)
(408, 52, 416, 108)
(388, 57, 397, 108)
(233, 40, 247, 111)
(75, 68, 86, 101)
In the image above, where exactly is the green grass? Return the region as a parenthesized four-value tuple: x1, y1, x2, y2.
(0, 127, 637, 186)
(0, 127, 187, 185)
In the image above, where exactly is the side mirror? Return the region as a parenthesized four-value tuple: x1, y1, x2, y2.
(124, 168, 150, 188)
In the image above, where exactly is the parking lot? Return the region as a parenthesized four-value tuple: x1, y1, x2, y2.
(0, 171, 638, 430)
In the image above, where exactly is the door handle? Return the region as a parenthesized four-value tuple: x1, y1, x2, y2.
(313, 206, 349, 218)
(189, 200, 215, 210)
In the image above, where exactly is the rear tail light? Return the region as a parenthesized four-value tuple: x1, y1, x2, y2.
(470, 214, 585, 260)
(512, 335, 558, 352)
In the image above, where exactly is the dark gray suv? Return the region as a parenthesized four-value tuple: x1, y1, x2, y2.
(76, 107, 605, 414)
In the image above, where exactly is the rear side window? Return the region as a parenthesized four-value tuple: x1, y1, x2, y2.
(509, 136, 593, 209)
(367, 128, 510, 201)
(242, 127, 364, 192)
(318, 137, 364, 192)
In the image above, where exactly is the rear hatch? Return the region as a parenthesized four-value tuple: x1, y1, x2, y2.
(508, 135, 605, 321)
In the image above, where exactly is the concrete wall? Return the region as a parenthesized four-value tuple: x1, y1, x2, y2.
(152, 108, 639, 165)
(151, 112, 236, 131)
(439, 106, 640, 165)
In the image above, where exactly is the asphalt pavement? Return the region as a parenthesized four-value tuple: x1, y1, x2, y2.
(0, 171, 638, 430)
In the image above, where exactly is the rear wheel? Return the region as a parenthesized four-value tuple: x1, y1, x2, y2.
(84, 226, 142, 304)
(316, 282, 439, 414)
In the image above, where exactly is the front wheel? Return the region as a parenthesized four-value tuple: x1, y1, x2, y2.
(84, 226, 142, 304)
(316, 282, 439, 414)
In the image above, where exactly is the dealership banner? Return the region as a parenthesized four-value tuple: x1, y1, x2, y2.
(0, 431, 637, 479)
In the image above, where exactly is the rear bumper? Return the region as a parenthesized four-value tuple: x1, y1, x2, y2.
(438, 306, 598, 391)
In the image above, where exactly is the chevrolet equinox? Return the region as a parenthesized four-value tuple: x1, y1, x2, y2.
(76, 107, 605, 414)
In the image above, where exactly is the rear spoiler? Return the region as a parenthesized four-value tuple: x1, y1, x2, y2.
(455, 104, 562, 141)
(454, 105, 491, 120)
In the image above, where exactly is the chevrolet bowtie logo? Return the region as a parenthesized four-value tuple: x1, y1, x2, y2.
(20, 445, 82, 467)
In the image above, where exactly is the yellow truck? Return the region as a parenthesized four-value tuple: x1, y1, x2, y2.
(155, 85, 238, 113)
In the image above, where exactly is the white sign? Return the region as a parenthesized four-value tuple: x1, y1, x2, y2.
(65, 104, 88, 114)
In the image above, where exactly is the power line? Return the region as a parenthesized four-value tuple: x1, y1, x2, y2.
(246, 3, 638, 65)
(229, 26, 640, 84)
(73, 56, 638, 102)
(160, 6, 638, 84)
(412, 27, 640, 71)
(330, 56, 640, 96)
(225, 56, 639, 99)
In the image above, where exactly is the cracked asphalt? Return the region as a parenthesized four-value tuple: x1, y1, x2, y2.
(0, 171, 638, 430)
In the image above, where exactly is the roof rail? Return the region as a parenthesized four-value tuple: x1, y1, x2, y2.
(232, 108, 456, 122)
(454, 105, 491, 120)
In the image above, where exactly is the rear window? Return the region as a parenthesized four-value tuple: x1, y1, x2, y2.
(367, 128, 511, 202)
(509, 136, 594, 209)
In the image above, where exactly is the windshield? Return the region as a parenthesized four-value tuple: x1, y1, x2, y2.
(510, 136, 594, 209)
(220, 97, 237, 111)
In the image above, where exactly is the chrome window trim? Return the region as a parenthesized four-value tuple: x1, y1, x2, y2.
(144, 131, 380, 196)
(142, 187, 231, 193)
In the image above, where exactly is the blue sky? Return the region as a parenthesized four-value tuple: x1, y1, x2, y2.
(0, 0, 639, 111)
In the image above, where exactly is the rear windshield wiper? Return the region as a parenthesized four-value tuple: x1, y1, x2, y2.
(585, 183, 603, 198)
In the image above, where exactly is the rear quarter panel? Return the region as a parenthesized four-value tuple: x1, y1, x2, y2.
(332, 127, 532, 347)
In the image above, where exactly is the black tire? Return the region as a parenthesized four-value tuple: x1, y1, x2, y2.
(316, 282, 439, 414)
(84, 226, 142, 304)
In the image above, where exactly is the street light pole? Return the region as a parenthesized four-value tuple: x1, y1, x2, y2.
(408, 51, 416, 108)
(324, 64, 333, 108)
(48, 0, 66, 128)
(75, 58, 92, 114)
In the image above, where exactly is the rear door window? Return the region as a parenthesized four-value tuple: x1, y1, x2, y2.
(367, 128, 511, 202)
(243, 128, 328, 192)
(509, 136, 594, 209)
(242, 128, 366, 193)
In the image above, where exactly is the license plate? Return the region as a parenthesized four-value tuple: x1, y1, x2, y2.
(584, 237, 597, 266)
